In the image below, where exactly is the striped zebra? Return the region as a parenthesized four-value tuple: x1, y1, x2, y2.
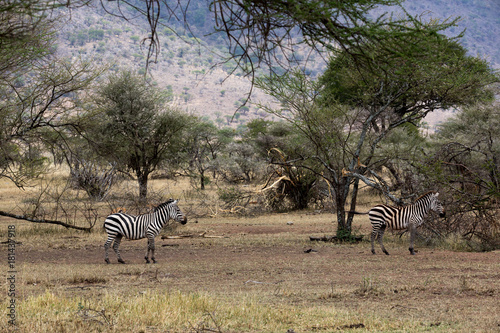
(104, 199, 187, 264)
(355, 192, 445, 255)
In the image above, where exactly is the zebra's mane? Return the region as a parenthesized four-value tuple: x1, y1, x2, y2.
(153, 199, 176, 212)
(415, 191, 437, 202)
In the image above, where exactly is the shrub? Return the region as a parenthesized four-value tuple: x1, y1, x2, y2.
(69, 160, 118, 201)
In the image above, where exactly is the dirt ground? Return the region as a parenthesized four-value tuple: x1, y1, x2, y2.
(5, 214, 500, 332)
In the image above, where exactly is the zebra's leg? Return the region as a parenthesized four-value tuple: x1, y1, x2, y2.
(104, 235, 114, 264)
(145, 236, 155, 263)
(112, 234, 125, 264)
(144, 245, 150, 264)
(371, 228, 377, 254)
(378, 224, 389, 255)
(145, 236, 156, 264)
(408, 224, 416, 255)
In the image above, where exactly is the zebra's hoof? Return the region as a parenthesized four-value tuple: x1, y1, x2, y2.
(383, 251, 390, 255)
(371, 250, 376, 255)
(152, 258, 157, 264)
(118, 259, 126, 264)
(145, 257, 150, 264)
(409, 248, 415, 255)
(105, 258, 110, 264)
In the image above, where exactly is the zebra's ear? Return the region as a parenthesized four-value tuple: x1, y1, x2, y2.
(435, 192, 439, 197)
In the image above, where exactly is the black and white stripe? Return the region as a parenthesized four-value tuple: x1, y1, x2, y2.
(367, 191, 445, 255)
(104, 199, 187, 264)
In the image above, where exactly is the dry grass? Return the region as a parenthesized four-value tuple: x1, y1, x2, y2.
(8, 288, 423, 333)
(1, 175, 499, 332)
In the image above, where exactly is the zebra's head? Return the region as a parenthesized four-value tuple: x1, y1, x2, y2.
(430, 192, 446, 218)
(155, 199, 188, 224)
(170, 199, 188, 224)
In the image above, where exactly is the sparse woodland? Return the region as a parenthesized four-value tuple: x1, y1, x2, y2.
(0, 0, 499, 247)
(1, 1, 500, 331)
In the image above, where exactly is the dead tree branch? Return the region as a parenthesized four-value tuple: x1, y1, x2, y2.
(0, 210, 94, 231)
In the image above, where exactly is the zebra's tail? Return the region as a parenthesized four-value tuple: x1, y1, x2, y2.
(348, 211, 369, 215)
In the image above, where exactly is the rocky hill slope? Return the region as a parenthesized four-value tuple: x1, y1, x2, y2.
(55, 1, 499, 130)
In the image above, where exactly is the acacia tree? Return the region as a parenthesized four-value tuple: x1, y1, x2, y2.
(0, 0, 107, 230)
(417, 103, 500, 250)
(0, 60, 103, 230)
(89, 70, 191, 200)
(257, 24, 498, 238)
(181, 120, 234, 189)
(0, 0, 100, 186)
(321, 28, 497, 235)
(0, 57, 103, 186)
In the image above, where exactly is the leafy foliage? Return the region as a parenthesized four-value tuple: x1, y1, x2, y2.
(419, 103, 500, 250)
(88, 70, 191, 199)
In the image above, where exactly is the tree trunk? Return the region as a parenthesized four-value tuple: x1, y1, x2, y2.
(347, 179, 360, 228)
(200, 173, 205, 190)
(291, 183, 310, 210)
(334, 181, 351, 239)
(138, 172, 149, 201)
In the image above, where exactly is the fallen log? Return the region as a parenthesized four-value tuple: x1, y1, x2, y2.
(161, 235, 194, 239)
(309, 235, 335, 242)
(309, 235, 363, 242)
(161, 232, 228, 240)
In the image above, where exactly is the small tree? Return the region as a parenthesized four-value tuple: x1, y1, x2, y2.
(69, 158, 117, 201)
(90, 70, 190, 200)
(182, 120, 234, 189)
(420, 103, 500, 250)
(0, 57, 102, 186)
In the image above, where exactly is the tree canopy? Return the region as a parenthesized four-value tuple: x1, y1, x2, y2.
(0, 0, 89, 80)
(88, 70, 191, 200)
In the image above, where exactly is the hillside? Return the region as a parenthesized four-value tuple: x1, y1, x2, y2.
(402, 0, 500, 68)
(55, 1, 499, 130)
(57, 4, 284, 129)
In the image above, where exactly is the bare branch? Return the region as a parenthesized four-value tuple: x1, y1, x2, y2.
(0, 210, 94, 231)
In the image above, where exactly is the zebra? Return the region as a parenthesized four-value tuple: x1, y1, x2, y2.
(354, 191, 445, 255)
(103, 199, 187, 264)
